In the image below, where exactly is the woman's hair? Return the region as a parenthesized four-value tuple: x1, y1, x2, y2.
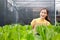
(40, 8, 50, 22)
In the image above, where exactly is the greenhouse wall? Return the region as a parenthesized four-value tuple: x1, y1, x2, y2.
(0, 0, 55, 26)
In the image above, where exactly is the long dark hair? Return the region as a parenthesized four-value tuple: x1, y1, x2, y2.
(40, 8, 50, 22)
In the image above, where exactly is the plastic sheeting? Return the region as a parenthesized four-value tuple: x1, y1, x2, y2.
(0, 0, 55, 26)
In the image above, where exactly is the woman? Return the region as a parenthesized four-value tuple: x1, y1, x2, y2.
(31, 8, 51, 34)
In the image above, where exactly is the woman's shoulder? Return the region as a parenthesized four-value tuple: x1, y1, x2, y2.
(32, 18, 40, 21)
(31, 19, 36, 23)
(45, 20, 50, 25)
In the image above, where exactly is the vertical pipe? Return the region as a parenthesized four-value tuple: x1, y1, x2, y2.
(55, 0, 56, 26)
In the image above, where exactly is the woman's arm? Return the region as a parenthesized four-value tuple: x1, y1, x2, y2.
(31, 19, 36, 29)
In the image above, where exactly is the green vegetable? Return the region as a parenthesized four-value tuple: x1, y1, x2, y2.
(0, 24, 60, 40)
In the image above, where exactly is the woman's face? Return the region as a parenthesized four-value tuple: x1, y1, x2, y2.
(40, 9, 48, 19)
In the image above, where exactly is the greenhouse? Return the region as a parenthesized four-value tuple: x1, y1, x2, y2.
(0, 0, 60, 40)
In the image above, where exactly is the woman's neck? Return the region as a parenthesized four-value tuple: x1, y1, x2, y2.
(40, 18, 45, 21)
